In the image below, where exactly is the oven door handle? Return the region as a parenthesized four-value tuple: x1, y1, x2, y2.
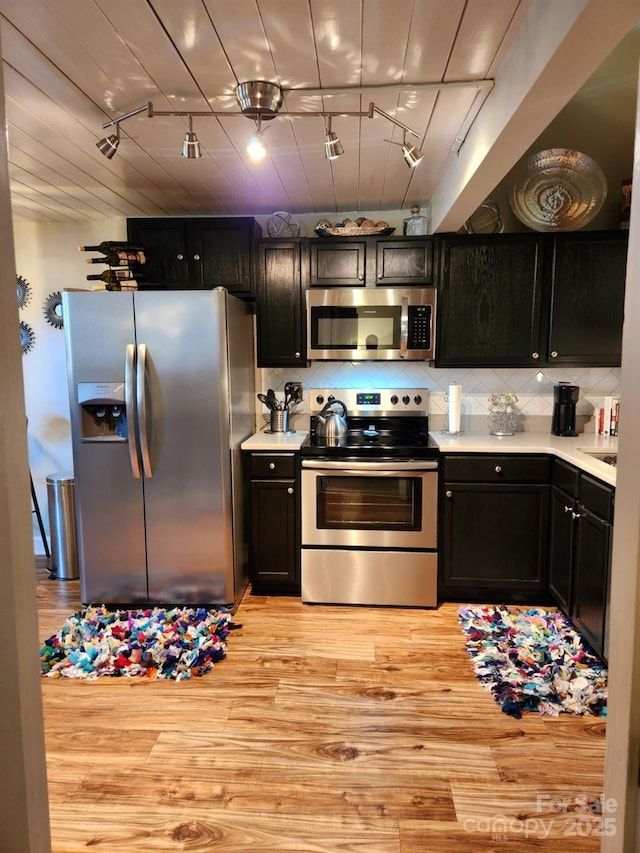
(301, 459, 438, 471)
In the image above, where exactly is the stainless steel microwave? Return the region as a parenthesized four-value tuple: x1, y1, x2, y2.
(306, 288, 436, 361)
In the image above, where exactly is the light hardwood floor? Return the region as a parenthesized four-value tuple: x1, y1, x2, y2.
(35, 565, 607, 852)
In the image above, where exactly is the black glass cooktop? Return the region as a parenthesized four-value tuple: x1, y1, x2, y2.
(302, 416, 439, 458)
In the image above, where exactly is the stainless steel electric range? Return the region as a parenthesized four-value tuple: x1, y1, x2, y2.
(300, 388, 439, 607)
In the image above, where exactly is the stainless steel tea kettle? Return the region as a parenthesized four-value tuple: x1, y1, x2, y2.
(316, 398, 348, 440)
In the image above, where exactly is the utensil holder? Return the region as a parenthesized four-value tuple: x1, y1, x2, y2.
(270, 409, 289, 433)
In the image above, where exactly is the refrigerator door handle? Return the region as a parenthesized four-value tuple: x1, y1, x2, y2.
(125, 344, 142, 479)
(136, 343, 154, 478)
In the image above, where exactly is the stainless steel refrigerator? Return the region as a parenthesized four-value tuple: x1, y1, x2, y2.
(62, 288, 255, 608)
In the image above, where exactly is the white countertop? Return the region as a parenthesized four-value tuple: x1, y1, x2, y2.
(241, 427, 617, 486)
(241, 428, 309, 452)
(431, 431, 618, 486)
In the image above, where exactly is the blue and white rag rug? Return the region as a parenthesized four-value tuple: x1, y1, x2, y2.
(458, 605, 607, 718)
(40, 604, 231, 681)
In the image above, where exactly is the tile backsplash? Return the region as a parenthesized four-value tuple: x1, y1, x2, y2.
(257, 363, 622, 434)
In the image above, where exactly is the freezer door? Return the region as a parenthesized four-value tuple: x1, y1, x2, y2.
(133, 290, 234, 604)
(62, 291, 148, 604)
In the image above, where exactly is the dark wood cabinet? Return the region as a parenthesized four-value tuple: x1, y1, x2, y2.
(126, 217, 260, 296)
(436, 230, 627, 368)
(309, 236, 434, 287)
(436, 234, 544, 366)
(246, 452, 300, 594)
(439, 454, 551, 603)
(546, 231, 627, 366)
(547, 459, 613, 660)
(309, 239, 367, 286)
(572, 474, 614, 659)
(256, 239, 308, 367)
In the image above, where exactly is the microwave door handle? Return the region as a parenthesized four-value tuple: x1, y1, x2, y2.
(136, 343, 153, 478)
(125, 344, 142, 479)
(399, 296, 408, 358)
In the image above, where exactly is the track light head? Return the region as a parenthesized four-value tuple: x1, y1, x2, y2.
(247, 133, 266, 161)
(182, 115, 201, 158)
(324, 132, 344, 160)
(401, 139, 423, 168)
(96, 125, 120, 159)
(323, 116, 344, 160)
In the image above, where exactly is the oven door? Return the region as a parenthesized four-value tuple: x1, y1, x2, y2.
(301, 459, 438, 549)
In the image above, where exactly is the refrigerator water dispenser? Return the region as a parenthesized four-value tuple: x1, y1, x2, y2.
(78, 381, 127, 440)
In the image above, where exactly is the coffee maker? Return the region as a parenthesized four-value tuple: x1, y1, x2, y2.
(552, 383, 579, 436)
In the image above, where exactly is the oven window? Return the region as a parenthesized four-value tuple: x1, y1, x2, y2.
(312, 306, 401, 351)
(316, 475, 422, 530)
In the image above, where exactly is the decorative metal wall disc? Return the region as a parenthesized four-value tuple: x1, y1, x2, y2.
(43, 291, 64, 328)
(16, 275, 31, 308)
(19, 320, 35, 354)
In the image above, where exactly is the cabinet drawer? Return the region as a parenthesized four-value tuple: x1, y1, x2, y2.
(249, 453, 297, 478)
(579, 473, 614, 522)
(552, 458, 580, 498)
(443, 454, 551, 483)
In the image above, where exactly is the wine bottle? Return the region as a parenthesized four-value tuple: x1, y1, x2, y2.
(86, 269, 137, 284)
(78, 241, 144, 253)
(85, 250, 146, 266)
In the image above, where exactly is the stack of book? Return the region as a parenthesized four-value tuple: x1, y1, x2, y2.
(594, 397, 620, 437)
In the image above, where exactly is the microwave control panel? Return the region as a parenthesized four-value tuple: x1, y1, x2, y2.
(407, 305, 432, 349)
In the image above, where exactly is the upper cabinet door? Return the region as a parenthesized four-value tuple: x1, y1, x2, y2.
(187, 218, 260, 296)
(547, 231, 627, 366)
(375, 239, 434, 285)
(127, 219, 188, 289)
(309, 240, 367, 286)
(436, 234, 544, 367)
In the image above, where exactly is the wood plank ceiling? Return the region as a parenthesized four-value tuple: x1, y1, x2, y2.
(0, 0, 637, 227)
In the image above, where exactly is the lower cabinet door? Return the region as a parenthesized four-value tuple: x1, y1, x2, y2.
(440, 483, 550, 603)
(249, 478, 299, 592)
(547, 486, 576, 613)
(572, 506, 611, 658)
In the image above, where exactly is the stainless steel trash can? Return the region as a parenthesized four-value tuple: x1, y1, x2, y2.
(46, 472, 79, 580)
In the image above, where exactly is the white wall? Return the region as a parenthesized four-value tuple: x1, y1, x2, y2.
(14, 217, 623, 554)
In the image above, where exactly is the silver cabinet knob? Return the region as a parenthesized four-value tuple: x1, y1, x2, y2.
(551, 351, 558, 358)
(531, 352, 539, 359)
(377, 273, 383, 280)
(177, 253, 184, 261)
(287, 487, 294, 495)
(295, 351, 301, 359)
(358, 274, 364, 281)
(269, 462, 276, 470)
(495, 465, 502, 473)
(445, 490, 453, 498)
(193, 254, 201, 261)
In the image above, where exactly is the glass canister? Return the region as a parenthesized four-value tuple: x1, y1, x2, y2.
(488, 393, 520, 436)
(403, 205, 429, 235)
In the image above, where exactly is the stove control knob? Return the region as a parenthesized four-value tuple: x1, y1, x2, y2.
(315, 395, 324, 404)
(402, 395, 410, 405)
(414, 394, 422, 405)
(390, 395, 398, 405)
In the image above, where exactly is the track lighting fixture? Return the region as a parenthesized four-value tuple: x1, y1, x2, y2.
(324, 115, 344, 160)
(96, 123, 120, 159)
(182, 114, 201, 159)
(97, 80, 492, 167)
